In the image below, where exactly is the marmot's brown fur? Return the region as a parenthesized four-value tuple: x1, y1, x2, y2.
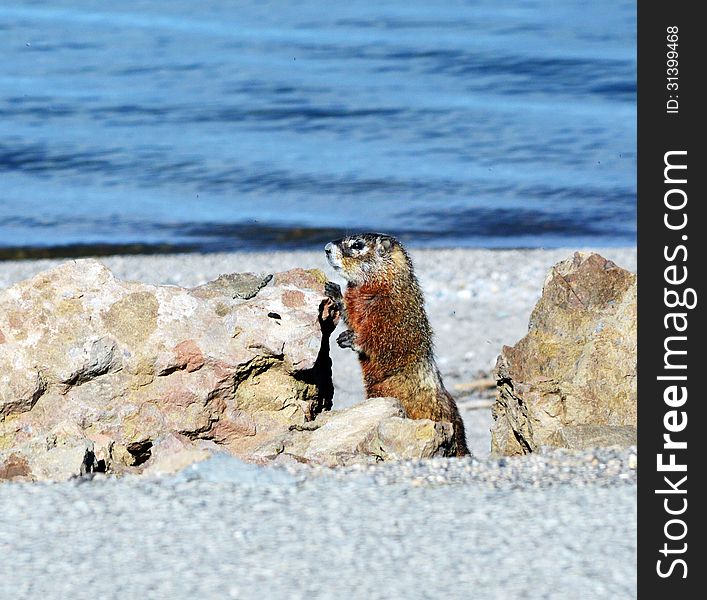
(325, 233, 469, 457)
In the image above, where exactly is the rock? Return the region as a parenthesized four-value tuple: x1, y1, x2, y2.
(190, 273, 273, 300)
(0, 259, 337, 481)
(142, 434, 213, 476)
(491, 252, 637, 455)
(546, 425, 637, 449)
(254, 397, 454, 466)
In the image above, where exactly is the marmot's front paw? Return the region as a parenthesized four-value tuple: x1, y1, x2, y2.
(325, 281, 343, 301)
(336, 329, 356, 350)
(318, 297, 341, 335)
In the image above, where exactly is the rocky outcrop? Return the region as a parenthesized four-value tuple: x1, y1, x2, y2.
(1, 261, 455, 482)
(0, 260, 338, 481)
(491, 252, 637, 455)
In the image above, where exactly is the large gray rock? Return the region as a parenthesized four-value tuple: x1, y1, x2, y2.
(491, 252, 637, 455)
(0, 260, 336, 480)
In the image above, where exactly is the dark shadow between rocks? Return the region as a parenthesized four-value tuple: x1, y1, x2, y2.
(293, 298, 339, 418)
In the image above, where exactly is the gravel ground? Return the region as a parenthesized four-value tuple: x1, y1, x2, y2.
(0, 449, 637, 600)
(0, 248, 638, 599)
(0, 247, 637, 457)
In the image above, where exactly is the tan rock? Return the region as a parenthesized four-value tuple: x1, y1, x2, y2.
(255, 397, 454, 466)
(491, 252, 637, 455)
(0, 260, 336, 481)
(142, 434, 212, 476)
(546, 425, 637, 449)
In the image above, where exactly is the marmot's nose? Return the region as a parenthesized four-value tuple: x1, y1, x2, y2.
(324, 242, 333, 254)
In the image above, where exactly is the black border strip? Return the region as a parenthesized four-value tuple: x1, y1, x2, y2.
(637, 2, 703, 594)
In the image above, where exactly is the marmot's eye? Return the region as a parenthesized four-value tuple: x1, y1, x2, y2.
(351, 240, 365, 251)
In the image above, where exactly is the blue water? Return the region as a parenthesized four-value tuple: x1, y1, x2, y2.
(0, 0, 636, 254)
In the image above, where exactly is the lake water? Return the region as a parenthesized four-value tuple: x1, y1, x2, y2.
(0, 0, 636, 256)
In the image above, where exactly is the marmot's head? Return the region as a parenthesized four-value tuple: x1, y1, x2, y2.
(325, 233, 409, 285)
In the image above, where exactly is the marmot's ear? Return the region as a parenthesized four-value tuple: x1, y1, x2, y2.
(379, 238, 392, 252)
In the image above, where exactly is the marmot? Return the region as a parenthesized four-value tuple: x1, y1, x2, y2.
(325, 233, 469, 456)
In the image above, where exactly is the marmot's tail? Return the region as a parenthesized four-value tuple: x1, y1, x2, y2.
(452, 413, 470, 457)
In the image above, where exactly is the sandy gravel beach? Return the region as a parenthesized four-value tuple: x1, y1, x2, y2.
(0, 247, 637, 599)
(0, 449, 636, 600)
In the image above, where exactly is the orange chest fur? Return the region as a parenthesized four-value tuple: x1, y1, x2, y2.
(344, 284, 391, 335)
